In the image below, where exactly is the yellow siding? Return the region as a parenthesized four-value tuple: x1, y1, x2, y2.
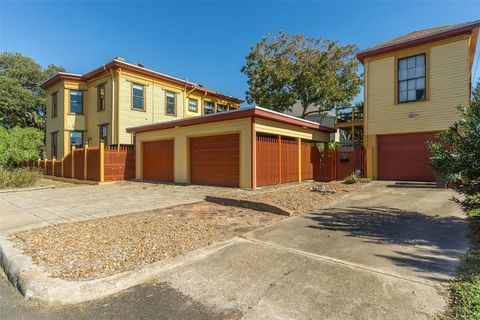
(117, 74, 186, 144)
(365, 37, 470, 136)
(45, 82, 65, 158)
(254, 118, 330, 142)
(85, 76, 113, 146)
(134, 118, 252, 188)
(364, 35, 472, 180)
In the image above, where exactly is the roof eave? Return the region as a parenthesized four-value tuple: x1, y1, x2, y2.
(357, 22, 480, 64)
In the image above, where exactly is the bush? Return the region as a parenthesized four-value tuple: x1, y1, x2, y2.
(344, 172, 371, 184)
(428, 82, 480, 212)
(0, 167, 42, 189)
(344, 172, 359, 184)
(0, 126, 44, 169)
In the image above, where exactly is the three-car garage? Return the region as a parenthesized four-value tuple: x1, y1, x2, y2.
(127, 107, 333, 189)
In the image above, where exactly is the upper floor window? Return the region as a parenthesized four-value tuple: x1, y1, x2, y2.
(70, 90, 83, 114)
(52, 91, 58, 117)
(216, 104, 227, 112)
(165, 91, 176, 115)
(204, 101, 214, 115)
(132, 83, 145, 110)
(97, 83, 106, 111)
(188, 99, 198, 112)
(398, 54, 426, 103)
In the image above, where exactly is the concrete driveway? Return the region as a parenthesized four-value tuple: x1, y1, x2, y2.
(0, 181, 469, 319)
(162, 181, 468, 319)
(0, 181, 228, 235)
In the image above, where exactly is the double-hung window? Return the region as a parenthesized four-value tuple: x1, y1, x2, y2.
(70, 131, 83, 149)
(51, 132, 58, 158)
(398, 54, 426, 103)
(52, 91, 58, 117)
(165, 91, 176, 115)
(132, 83, 145, 110)
(216, 104, 226, 112)
(99, 124, 108, 144)
(98, 83, 106, 111)
(70, 90, 83, 114)
(188, 99, 198, 112)
(204, 101, 214, 115)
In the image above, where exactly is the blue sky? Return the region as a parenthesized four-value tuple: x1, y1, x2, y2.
(1, 1, 479, 105)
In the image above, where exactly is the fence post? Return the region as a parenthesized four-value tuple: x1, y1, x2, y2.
(84, 144, 88, 180)
(44, 159, 47, 174)
(71, 146, 76, 179)
(99, 142, 105, 182)
(297, 138, 302, 182)
(52, 157, 56, 176)
(61, 157, 64, 177)
(277, 135, 282, 184)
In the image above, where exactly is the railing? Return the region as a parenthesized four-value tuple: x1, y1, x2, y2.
(19, 142, 135, 182)
(336, 108, 364, 123)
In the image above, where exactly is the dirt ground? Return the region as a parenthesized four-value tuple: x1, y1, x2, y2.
(11, 202, 283, 280)
(222, 181, 364, 214)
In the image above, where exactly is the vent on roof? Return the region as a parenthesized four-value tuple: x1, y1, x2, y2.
(136, 63, 145, 68)
(198, 84, 204, 87)
(115, 56, 126, 62)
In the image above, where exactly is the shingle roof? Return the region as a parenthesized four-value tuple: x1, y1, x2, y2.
(357, 20, 480, 63)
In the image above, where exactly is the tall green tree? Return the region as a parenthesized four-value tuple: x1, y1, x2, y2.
(241, 32, 362, 118)
(0, 52, 64, 130)
(428, 81, 480, 216)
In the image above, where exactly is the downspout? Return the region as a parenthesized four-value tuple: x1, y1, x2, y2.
(108, 67, 116, 146)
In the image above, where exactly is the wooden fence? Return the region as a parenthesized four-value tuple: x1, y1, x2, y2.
(19, 143, 135, 182)
(255, 135, 365, 186)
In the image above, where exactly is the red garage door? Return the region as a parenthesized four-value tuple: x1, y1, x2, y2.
(190, 134, 239, 187)
(143, 140, 174, 182)
(377, 132, 437, 182)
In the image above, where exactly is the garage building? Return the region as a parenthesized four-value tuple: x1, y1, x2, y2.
(126, 106, 334, 188)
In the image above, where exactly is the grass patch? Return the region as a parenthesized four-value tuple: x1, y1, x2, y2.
(448, 217, 480, 319)
(0, 167, 42, 189)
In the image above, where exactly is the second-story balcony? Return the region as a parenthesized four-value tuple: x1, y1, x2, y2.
(335, 107, 364, 128)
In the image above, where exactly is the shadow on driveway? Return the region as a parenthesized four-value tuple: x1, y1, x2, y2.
(307, 206, 468, 282)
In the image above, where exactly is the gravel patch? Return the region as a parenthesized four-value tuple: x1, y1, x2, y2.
(223, 181, 364, 214)
(10, 202, 283, 281)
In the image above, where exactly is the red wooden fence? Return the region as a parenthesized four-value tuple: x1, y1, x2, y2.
(104, 146, 135, 181)
(19, 145, 136, 182)
(256, 136, 365, 185)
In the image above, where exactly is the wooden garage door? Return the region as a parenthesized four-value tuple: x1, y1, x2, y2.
(190, 134, 239, 187)
(378, 133, 437, 182)
(142, 140, 174, 182)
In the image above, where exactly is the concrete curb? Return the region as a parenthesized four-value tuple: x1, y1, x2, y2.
(0, 236, 237, 305)
(0, 185, 55, 194)
(205, 195, 293, 216)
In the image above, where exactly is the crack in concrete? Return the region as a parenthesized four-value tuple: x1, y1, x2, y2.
(243, 237, 440, 288)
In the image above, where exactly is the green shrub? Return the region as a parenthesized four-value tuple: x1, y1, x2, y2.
(0, 126, 44, 169)
(469, 209, 480, 218)
(449, 219, 480, 319)
(358, 178, 372, 184)
(344, 172, 359, 184)
(0, 167, 42, 189)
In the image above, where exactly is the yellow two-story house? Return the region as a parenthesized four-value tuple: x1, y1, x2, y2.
(41, 57, 243, 159)
(357, 21, 479, 181)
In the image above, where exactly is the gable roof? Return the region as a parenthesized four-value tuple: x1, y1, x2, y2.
(357, 20, 480, 64)
(40, 58, 244, 104)
(126, 106, 336, 134)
